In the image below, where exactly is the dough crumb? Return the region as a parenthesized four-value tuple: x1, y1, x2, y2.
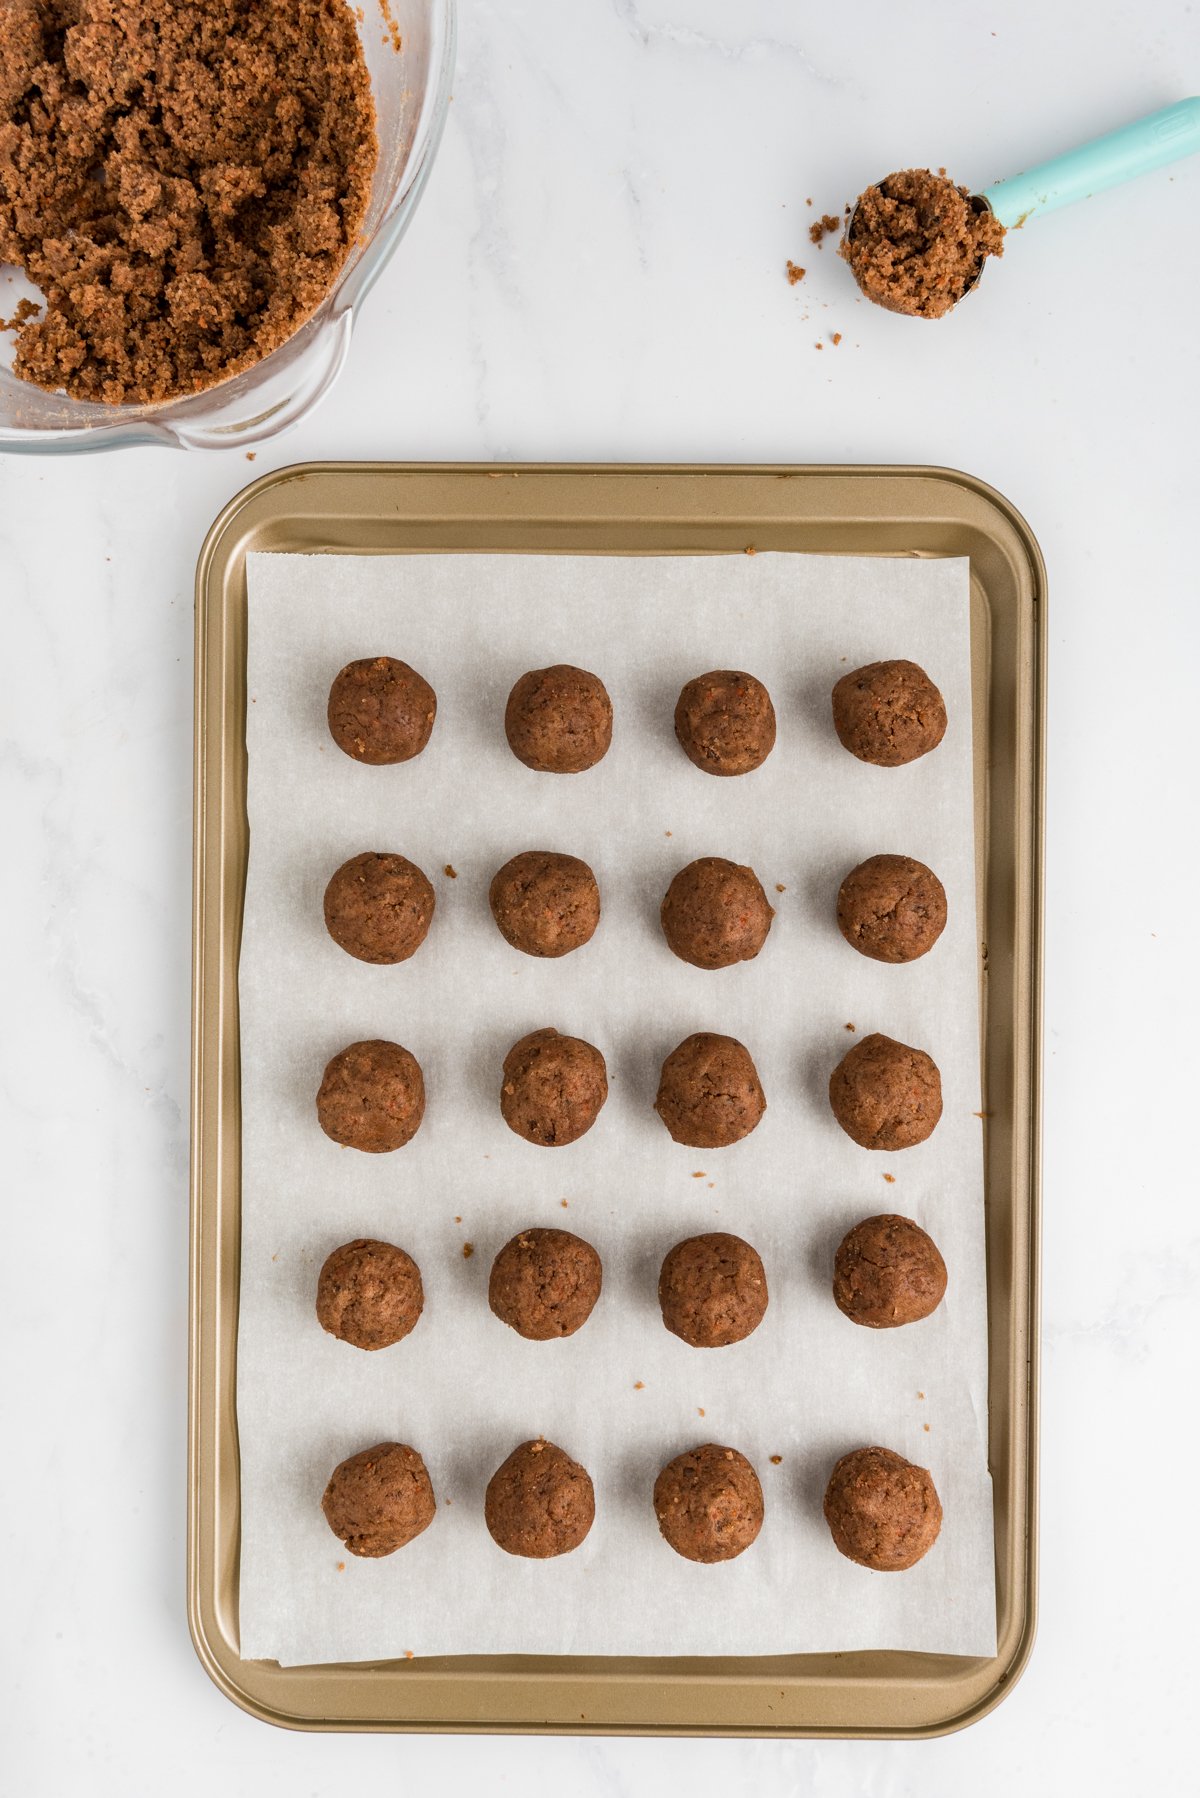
(697, 1407, 705, 1417)
(775, 883, 786, 893)
(770, 1454, 783, 1465)
(0, 298, 40, 331)
(809, 212, 841, 246)
(786, 261, 806, 285)
(845, 1022, 856, 1032)
(404, 1649, 415, 1660)
(444, 864, 458, 878)
(461, 1242, 474, 1259)
(380, 0, 403, 52)
(692, 1171, 706, 1178)
(745, 545, 757, 555)
(560, 1198, 569, 1208)
(633, 1380, 645, 1390)
(883, 1172, 896, 1183)
(336, 1561, 345, 1571)
(923, 1423, 931, 1432)
(245, 453, 257, 463)
(831, 332, 843, 345)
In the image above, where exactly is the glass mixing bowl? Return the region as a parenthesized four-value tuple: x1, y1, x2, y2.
(0, 0, 455, 454)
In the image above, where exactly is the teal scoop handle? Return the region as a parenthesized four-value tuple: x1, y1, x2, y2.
(980, 97, 1200, 227)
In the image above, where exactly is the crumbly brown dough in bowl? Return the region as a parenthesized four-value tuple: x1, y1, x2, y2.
(841, 169, 1005, 319)
(0, 0, 377, 404)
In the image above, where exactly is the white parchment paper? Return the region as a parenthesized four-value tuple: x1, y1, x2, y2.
(238, 550, 996, 1665)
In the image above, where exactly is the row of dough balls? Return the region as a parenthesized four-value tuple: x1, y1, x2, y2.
(317, 1221, 948, 1352)
(316, 1028, 944, 1153)
(323, 847, 948, 969)
(327, 655, 948, 774)
(321, 1436, 942, 1571)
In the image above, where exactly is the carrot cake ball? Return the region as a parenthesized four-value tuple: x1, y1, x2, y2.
(323, 851, 436, 964)
(832, 1215, 947, 1328)
(653, 1443, 764, 1563)
(674, 670, 776, 776)
(823, 1445, 942, 1570)
(655, 1033, 766, 1148)
(831, 659, 946, 766)
(316, 1239, 424, 1349)
(489, 1228, 603, 1339)
(504, 665, 612, 773)
(660, 857, 774, 970)
(327, 657, 437, 764)
(484, 1439, 595, 1557)
(828, 1033, 942, 1151)
(836, 853, 947, 964)
(489, 851, 601, 957)
(321, 1442, 435, 1558)
(500, 1028, 608, 1147)
(659, 1233, 768, 1347)
(316, 1039, 425, 1152)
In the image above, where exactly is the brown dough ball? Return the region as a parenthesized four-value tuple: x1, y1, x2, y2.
(489, 851, 601, 958)
(831, 660, 947, 767)
(658, 1233, 769, 1347)
(484, 1439, 595, 1558)
(321, 1441, 436, 1558)
(327, 657, 437, 764)
(500, 1028, 608, 1147)
(323, 851, 436, 965)
(660, 857, 775, 970)
(833, 1215, 947, 1328)
(489, 1228, 603, 1339)
(316, 1238, 424, 1350)
(653, 1443, 764, 1563)
(836, 853, 947, 964)
(316, 1039, 426, 1153)
(674, 670, 777, 776)
(655, 1033, 766, 1148)
(828, 1033, 942, 1152)
(504, 664, 613, 773)
(823, 1446, 942, 1570)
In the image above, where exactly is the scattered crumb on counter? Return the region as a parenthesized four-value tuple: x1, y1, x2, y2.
(831, 332, 842, 346)
(775, 883, 786, 894)
(633, 1380, 645, 1390)
(923, 1423, 931, 1432)
(814, 341, 824, 350)
(883, 1172, 896, 1184)
(461, 1242, 474, 1259)
(809, 212, 841, 246)
(404, 1649, 415, 1660)
(973, 1110, 993, 1119)
(698, 1407, 705, 1417)
(786, 261, 806, 285)
(336, 1560, 345, 1571)
(745, 545, 757, 555)
(560, 1197, 569, 1208)
(664, 830, 672, 837)
(454, 1214, 462, 1223)
(805, 197, 813, 206)
(770, 1454, 783, 1465)
(844, 1021, 856, 1032)
(245, 452, 256, 462)
(692, 1171, 706, 1179)
(443, 864, 458, 878)
(918, 1391, 926, 1400)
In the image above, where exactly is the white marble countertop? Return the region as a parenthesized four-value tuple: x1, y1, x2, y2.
(3, 1, 1197, 1791)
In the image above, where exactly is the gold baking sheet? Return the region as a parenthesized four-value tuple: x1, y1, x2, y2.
(189, 462, 1043, 1736)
